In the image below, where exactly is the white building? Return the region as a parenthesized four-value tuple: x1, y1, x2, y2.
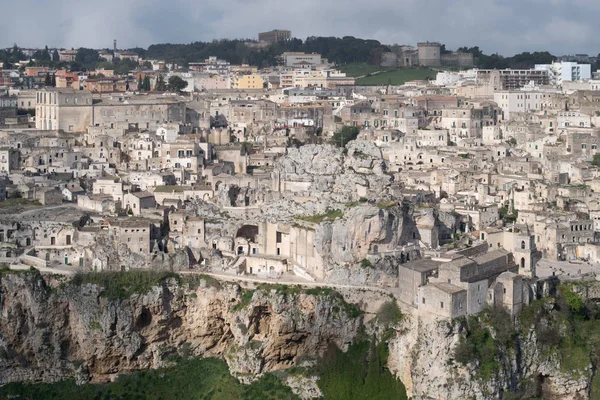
(157, 123, 180, 143)
(282, 52, 322, 68)
(493, 90, 548, 121)
(535, 62, 592, 86)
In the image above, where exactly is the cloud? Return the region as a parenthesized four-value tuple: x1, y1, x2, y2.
(1, 0, 598, 56)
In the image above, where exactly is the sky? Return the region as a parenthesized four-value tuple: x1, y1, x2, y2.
(1, 0, 599, 56)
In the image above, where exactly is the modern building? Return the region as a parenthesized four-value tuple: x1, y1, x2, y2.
(258, 30, 291, 43)
(476, 69, 550, 90)
(535, 62, 592, 86)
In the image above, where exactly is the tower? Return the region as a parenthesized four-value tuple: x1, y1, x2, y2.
(417, 42, 441, 67)
(513, 227, 536, 278)
(114, 40, 117, 54)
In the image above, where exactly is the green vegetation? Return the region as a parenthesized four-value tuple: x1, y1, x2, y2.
(232, 289, 256, 312)
(499, 206, 518, 225)
(0, 265, 41, 277)
(592, 153, 600, 166)
(332, 125, 360, 147)
(70, 270, 179, 301)
(256, 283, 302, 296)
(145, 37, 388, 67)
(455, 284, 600, 397)
(318, 340, 408, 400)
(0, 198, 41, 208)
(345, 198, 368, 208)
(376, 201, 397, 209)
(354, 67, 436, 86)
(454, 307, 515, 381)
(167, 75, 188, 92)
(339, 63, 391, 77)
(0, 357, 299, 400)
(376, 301, 404, 327)
(297, 209, 344, 224)
(456, 46, 556, 69)
(360, 258, 373, 268)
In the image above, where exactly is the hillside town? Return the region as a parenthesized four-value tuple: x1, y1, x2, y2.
(2, 33, 600, 321)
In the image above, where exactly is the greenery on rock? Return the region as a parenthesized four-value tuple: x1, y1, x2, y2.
(70, 271, 180, 300)
(454, 283, 600, 398)
(376, 301, 404, 327)
(297, 209, 344, 224)
(0, 357, 298, 400)
(332, 126, 360, 147)
(318, 340, 408, 400)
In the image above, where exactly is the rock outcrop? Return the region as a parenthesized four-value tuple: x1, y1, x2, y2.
(0, 272, 360, 385)
(389, 312, 594, 400)
(0, 271, 595, 399)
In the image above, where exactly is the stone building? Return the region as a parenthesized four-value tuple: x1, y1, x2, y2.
(35, 88, 93, 131)
(108, 219, 153, 255)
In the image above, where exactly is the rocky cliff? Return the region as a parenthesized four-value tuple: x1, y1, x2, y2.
(389, 303, 595, 400)
(1, 270, 596, 400)
(0, 271, 360, 388)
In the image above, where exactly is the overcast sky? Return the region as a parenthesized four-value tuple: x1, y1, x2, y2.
(1, 0, 598, 56)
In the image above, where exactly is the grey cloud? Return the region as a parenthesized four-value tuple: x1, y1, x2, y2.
(0, 0, 598, 56)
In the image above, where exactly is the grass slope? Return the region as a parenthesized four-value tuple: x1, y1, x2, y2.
(355, 67, 435, 86)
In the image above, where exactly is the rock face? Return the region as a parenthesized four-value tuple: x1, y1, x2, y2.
(275, 141, 393, 203)
(0, 271, 594, 399)
(0, 272, 360, 385)
(316, 205, 408, 264)
(388, 314, 593, 400)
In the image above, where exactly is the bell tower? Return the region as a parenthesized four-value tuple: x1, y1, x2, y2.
(513, 226, 535, 278)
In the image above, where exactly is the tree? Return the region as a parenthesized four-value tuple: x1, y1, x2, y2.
(167, 75, 188, 92)
(52, 50, 59, 62)
(51, 74, 56, 87)
(44, 72, 52, 86)
(332, 126, 360, 147)
(143, 76, 151, 91)
(137, 77, 143, 91)
(154, 75, 167, 91)
(75, 48, 100, 70)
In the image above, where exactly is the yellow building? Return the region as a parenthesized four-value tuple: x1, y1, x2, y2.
(231, 74, 264, 90)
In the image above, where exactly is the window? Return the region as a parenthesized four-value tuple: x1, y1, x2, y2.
(521, 240, 526, 249)
(440, 302, 444, 309)
(422, 297, 425, 304)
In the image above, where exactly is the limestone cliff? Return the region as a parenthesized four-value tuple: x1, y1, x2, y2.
(0, 271, 360, 386)
(389, 310, 594, 400)
(1, 270, 595, 400)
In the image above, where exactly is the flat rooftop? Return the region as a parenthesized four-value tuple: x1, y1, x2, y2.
(400, 258, 442, 272)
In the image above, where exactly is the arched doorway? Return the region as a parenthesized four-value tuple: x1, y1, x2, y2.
(520, 258, 525, 269)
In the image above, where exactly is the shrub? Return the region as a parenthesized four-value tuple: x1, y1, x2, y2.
(376, 301, 403, 327)
(232, 290, 255, 312)
(70, 270, 179, 300)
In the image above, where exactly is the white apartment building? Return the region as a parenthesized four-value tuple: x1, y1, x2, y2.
(535, 62, 592, 86)
(494, 90, 549, 121)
